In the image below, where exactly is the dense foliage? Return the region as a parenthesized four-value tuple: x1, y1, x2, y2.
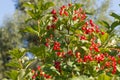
(4, 0, 120, 80)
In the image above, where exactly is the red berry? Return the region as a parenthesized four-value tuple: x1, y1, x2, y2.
(52, 15, 58, 22)
(51, 9, 56, 15)
(59, 9, 64, 15)
(101, 31, 105, 35)
(75, 52, 81, 58)
(37, 66, 41, 70)
(67, 50, 73, 56)
(32, 75, 36, 79)
(46, 25, 51, 30)
(77, 58, 83, 63)
(64, 11, 69, 16)
(72, 16, 77, 21)
(40, 71, 45, 76)
(45, 42, 49, 47)
(31, 70, 35, 73)
(94, 46, 100, 52)
(51, 24, 56, 29)
(68, 3, 72, 7)
(105, 61, 110, 67)
(61, 5, 66, 9)
(80, 35, 86, 40)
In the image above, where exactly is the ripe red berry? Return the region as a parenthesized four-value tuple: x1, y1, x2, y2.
(61, 5, 66, 10)
(52, 15, 58, 22)
(40, 71, 45, 76)
(94, 46, 100, 52)
(51, 9, 56, 15)
(32, 75, 36, 79)
(67, 50, 73, 56)
(72, 16, 77, 21)
(53, 41, 61, 51)
(68, 3, 72, 7)
(54, 61, 61, 72)
(105, 61, 110, 67)
(47, 25, 51, 30)
(77, 58, 83, 63)
(64, 11, 69, 16)
(51, 24, 56, 29)
(37, 66, 41, 71)
(75, 52, 81, 58)
(80, 35, 86, 40)
(31, 70, 35, 73)
(101, 31, 105, 35)
(45, 42, 49, 47)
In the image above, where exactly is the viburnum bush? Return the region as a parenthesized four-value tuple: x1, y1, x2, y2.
(5, 0, 120, 80)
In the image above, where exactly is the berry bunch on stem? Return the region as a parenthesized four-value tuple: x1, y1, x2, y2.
(30, 3, 120, 79)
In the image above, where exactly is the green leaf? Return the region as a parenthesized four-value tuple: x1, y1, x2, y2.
(74, 4, 83, 10)
(111, 21, 120, 30)
(23, 2, 35, 10)
(81, 46, 88, 52)
(5, 70, 18, 80)
(117, 64, 120, 72)
(37, 0, 44, 10)
(97, 73, 111, 80)
(44, 2, 54, 10)
(29, 45, 46, 58)
(70, 75, 89, 80)
(110, 12, 120, 20)
(26, 10, 36, 19)
(98, 20, 110, 29)
(6, 59, 22, 68)
(23, 27, 39, 35)
(9, 48, 25, 59)
(18, 69, 26, 80)
(85, 11, 93, 15)
(99, 32, 109, 43)
(50, 66, 60, 75)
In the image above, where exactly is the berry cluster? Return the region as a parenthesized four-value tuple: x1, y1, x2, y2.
(53, 41, 61, 51)
(76, 53, 119, 74)
(31, 66, 51, 79)
(54, 61, 61, 73)
(42, 3, 120, 78)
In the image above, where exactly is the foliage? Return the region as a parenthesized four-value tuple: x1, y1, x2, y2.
(0, 18, 23, 79)
(4, 0, 120, 80)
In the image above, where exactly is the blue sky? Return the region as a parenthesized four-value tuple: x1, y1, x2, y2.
(0, 0, 15, 26)
(0, 0, 120, 26)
